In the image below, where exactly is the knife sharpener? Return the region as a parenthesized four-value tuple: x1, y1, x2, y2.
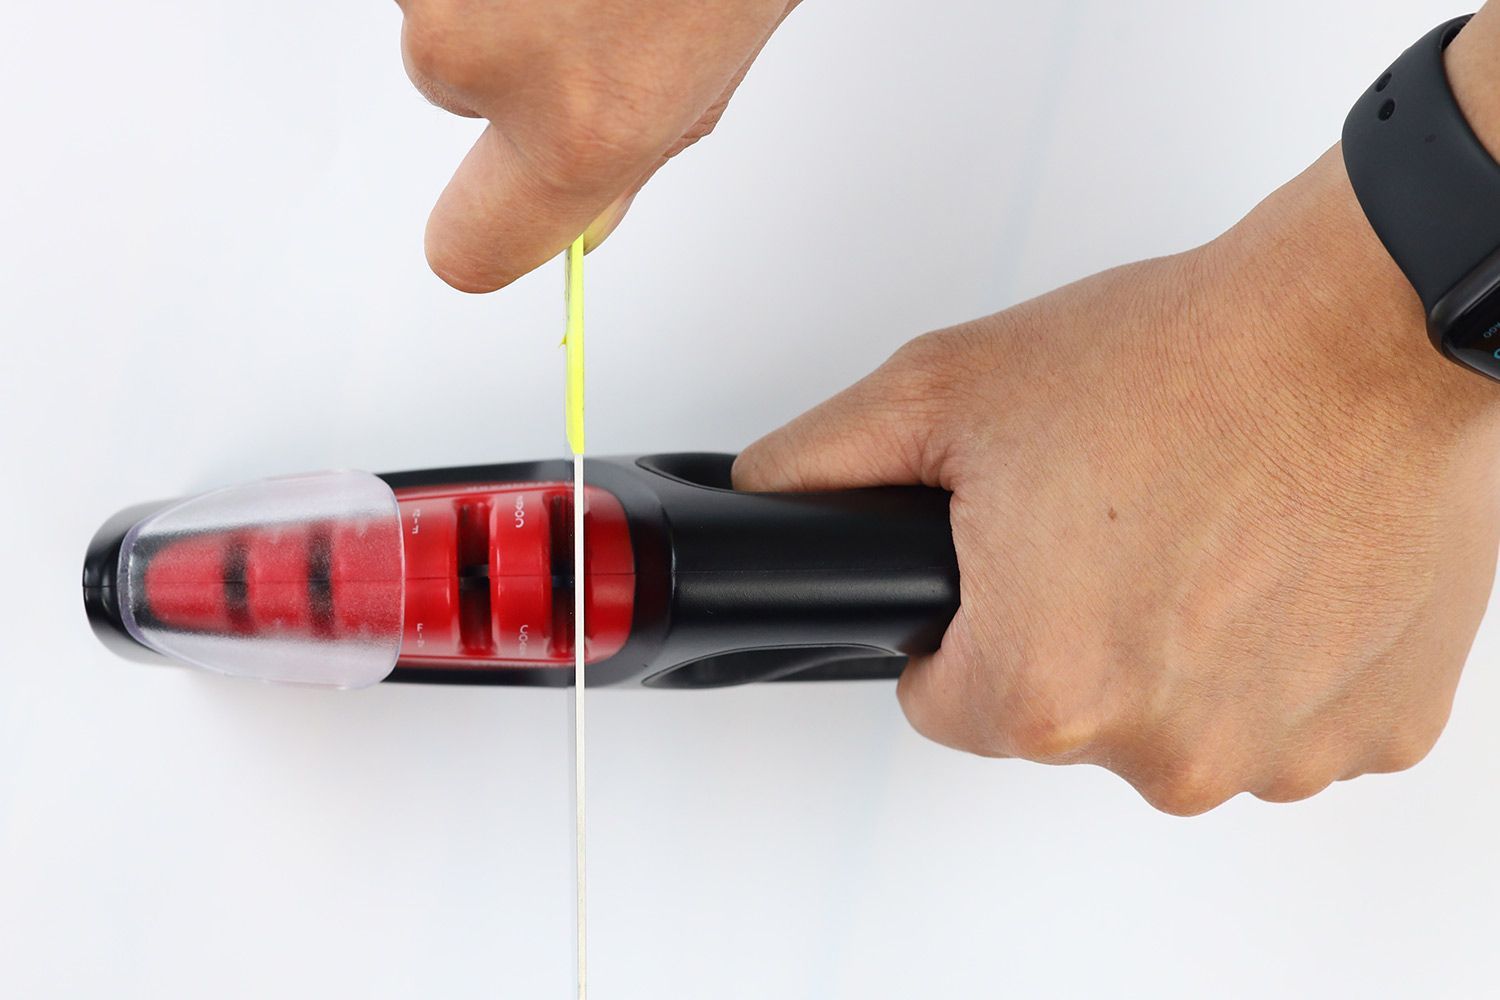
(82, 453, 959, 689)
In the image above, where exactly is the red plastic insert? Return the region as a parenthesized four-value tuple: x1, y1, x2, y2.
(138, 480, 636, 672)
(392, 481, 634, 669)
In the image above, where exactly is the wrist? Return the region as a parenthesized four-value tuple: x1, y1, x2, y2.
(1217, 146, 1500, 427)
(1446, 5, 1500, 164)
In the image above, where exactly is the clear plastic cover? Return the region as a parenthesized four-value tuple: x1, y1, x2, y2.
(117, 471, 405, 689)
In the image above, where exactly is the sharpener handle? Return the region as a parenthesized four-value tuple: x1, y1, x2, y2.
(633, 454, 960, 686)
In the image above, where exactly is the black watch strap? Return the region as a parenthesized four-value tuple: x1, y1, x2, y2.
(1342, 15, 1500, 313)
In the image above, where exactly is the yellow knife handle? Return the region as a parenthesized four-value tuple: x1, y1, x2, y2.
(564, 236, 586, 455)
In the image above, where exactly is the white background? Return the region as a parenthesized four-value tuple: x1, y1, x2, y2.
(3, 1, 1499, 997)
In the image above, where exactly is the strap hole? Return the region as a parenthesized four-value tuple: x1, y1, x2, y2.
(1378, 99, 1396, 121)
(1375, 72, 1391, 92)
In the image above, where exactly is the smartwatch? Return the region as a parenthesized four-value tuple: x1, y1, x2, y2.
(1342, 15, 1500, 382)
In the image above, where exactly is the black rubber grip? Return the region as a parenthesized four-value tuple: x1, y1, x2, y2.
(1342, 15, 1500, 311)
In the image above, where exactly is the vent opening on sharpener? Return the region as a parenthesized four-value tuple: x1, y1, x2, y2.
(549, 491, 575, 660)
(456, 498, 495, 656)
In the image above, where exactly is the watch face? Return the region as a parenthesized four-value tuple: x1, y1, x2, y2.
(1441, 282, 1500, 382)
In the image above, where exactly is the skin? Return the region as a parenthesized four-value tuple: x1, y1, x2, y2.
(396, 1, 1500, 813)
(397, 0, 800, 292)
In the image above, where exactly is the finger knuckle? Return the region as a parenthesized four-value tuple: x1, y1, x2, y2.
(1376, 726, 1442, 774)
(1369, 687, 1455, 774)
(1138, 757, 1238, 817)
(403, 8, 490, 93)
(999, 685, 1106, 761)
(895, 678, 968, 753)
(1006, 711, 1099, 761)
(1253, 769, 1334, 805)
(883, 330, 967, 401)
(895, 657, 990, 756)
(866, 329, 975, 475)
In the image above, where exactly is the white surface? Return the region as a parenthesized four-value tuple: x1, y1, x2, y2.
(2, 1, 1498, 997)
